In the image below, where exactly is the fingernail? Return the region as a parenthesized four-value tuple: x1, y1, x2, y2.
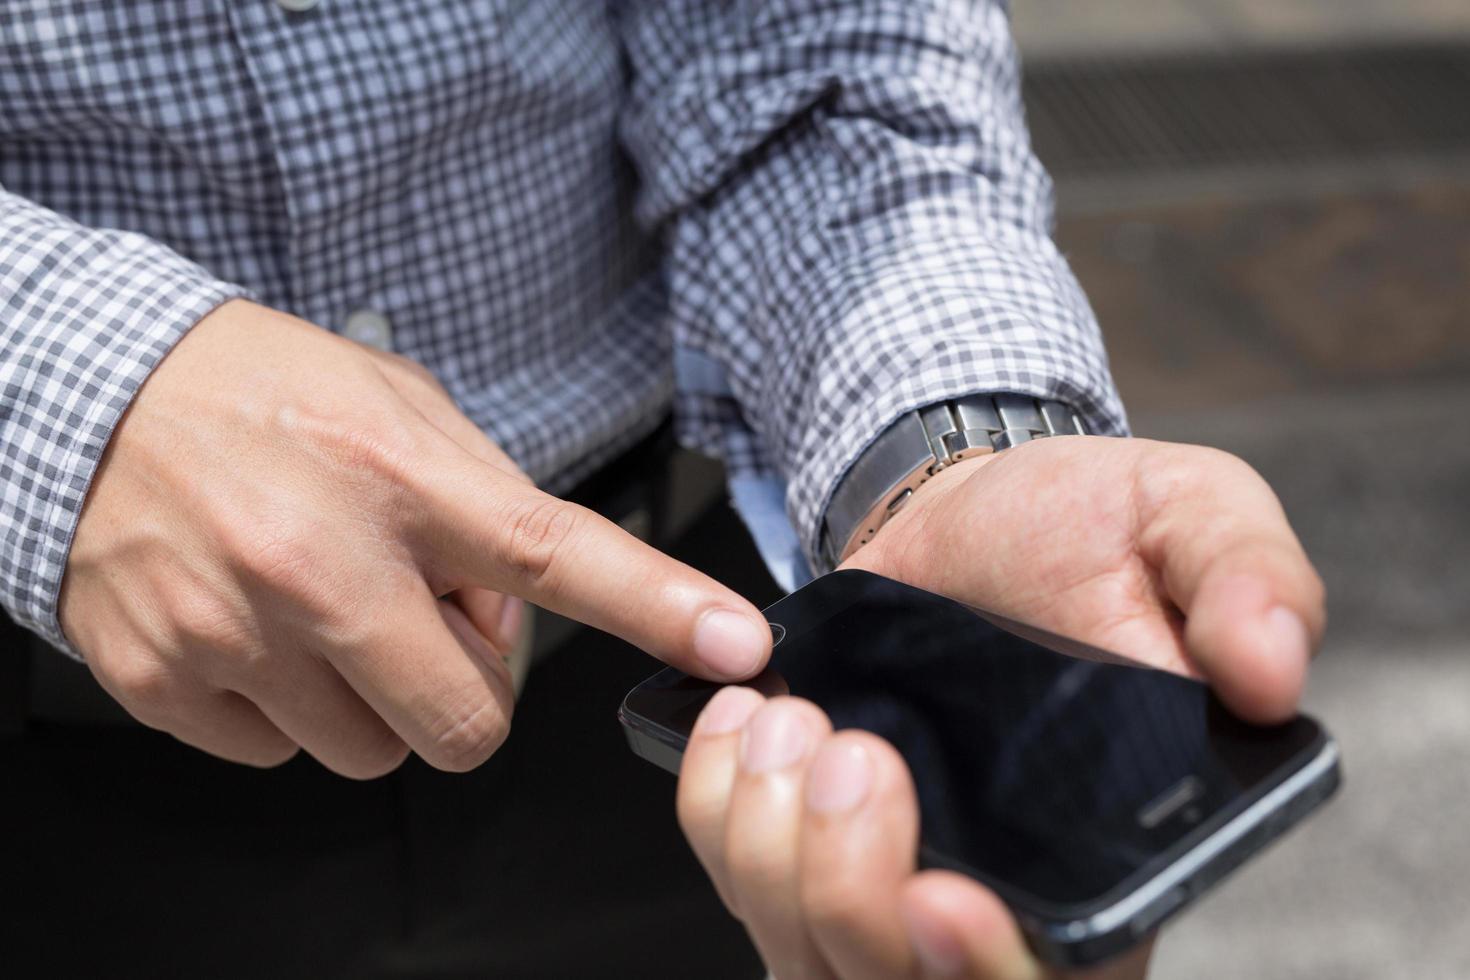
(694, 608, 766, 679)
(903, 904, 967, 978)
(697, 686, 764, 736)
(498, 595, 525, 648)
(739, 703, 812, 774)
(1264, 606, 1311, 668)
(805, 741, 873, 814)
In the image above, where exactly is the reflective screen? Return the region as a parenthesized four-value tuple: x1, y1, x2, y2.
(625, 571, 1322, 912)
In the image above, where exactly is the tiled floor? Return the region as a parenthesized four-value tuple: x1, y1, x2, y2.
(1024, 8, 1470, 976)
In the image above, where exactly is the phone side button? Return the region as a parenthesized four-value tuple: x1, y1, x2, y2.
(1133, 886, 1188, 936)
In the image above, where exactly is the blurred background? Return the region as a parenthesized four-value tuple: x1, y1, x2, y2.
(1011, 1, 1470, 977)
(4, 4, 1465, 978)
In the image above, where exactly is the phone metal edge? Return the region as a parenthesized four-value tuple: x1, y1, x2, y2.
(618, 694, 689, 774)
(619, 697, 1340, 966)
(1037, 736, 1341, 949)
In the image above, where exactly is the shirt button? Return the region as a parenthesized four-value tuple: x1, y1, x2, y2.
(344, 309, 393, 351)
(276, 0, 320, 12)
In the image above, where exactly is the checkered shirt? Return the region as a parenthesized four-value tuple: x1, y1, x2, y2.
(0, 0, 1126, 649)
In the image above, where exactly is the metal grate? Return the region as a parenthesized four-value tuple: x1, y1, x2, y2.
(1024, 46, 1470, 178)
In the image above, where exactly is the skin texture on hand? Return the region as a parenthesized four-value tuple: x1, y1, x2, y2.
(58, 299, 771, 777)
(844, 436, 1326, 724)
(680, 433, 1324, 978)
(680, 689, 1155, 980)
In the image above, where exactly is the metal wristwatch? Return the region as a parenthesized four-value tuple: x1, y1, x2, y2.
(819, 393, 1088, 568)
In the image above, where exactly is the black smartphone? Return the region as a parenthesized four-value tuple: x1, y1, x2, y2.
(619, 569, 1341, 968)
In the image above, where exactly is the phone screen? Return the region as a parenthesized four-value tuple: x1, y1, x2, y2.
(623, 571, 1325, 914)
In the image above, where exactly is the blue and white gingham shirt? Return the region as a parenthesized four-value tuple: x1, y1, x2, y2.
(0, 0, 1125, 650)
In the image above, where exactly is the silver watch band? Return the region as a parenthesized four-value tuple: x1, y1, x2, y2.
(820, 393, 1087, 569)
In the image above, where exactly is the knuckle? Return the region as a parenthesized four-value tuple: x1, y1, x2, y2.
(389, 352, 444, 391)
(221, 520, 351, 625)
(801, 872, 870, 934)
(724, 839, 785, 893)
(1144, 449, 1210, 504)
(499, 497, 582, 588)
(166, 589, 250, 654)
(1138, 443, 1263, 521)
(226, 518, 322, 586)
(310, 606, 381, 655)
(99, 650, 180, 717)
(339, 737, 411, 781)
(1181, 442, 1247, 471)
(798, 734, 906, 927)
(274, 400, 422, 514)
(425, 697, 510, 772)
(316, 412, 420, 489)
(1191, 446, 1271, 500)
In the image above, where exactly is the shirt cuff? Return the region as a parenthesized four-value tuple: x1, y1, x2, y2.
(727, 472, 815, 595)
(1, 192, 250, 654)
(781, 238, 1131, 575)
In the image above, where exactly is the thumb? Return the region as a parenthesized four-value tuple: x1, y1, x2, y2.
(1137, 447, 1326, 723)
(415, 446, 772, 680)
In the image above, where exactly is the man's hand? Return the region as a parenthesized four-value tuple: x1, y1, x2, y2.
(846, 435, 1325, 724)
(59, 300, 772, 777)
(680, 688, 1154, 980)
(676, 434, 1324, 977)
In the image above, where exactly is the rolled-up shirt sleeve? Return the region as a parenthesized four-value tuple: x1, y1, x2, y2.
(616, 0, 1129, 573)
(1, 189, 248, 652)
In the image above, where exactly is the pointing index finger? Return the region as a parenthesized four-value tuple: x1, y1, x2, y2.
(414, 447, 772, 680)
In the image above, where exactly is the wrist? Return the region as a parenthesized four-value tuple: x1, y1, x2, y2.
(841, 451, 998, 570)
(819, 394, 1087, 571)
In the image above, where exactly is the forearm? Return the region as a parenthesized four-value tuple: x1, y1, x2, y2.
(618, 0, 1126, 570)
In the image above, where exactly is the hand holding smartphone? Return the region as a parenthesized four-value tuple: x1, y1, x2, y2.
(620, 570, 1340, 968)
